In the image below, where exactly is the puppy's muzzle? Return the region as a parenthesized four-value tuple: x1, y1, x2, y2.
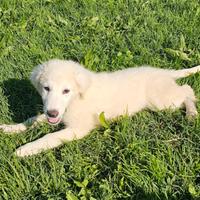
(47, 110, 59, 118)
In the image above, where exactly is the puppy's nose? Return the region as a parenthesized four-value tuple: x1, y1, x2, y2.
(47, 110, 59, 118)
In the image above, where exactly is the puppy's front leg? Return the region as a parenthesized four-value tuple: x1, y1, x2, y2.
(15, 128, 81, 157)
(0, 114, 46, 134)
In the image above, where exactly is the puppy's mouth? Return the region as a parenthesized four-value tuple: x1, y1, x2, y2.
(47, 117, 61, 125)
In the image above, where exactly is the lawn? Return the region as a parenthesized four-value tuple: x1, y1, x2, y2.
(0, 0, 200, 199)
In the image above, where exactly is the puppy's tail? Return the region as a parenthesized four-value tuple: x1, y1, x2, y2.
(171, 65, 200, 79)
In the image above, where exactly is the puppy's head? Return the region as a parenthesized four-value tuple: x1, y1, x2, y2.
(30, 59, 91, 125)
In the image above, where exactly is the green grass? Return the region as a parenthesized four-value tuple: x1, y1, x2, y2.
(0, 0, 200, 199)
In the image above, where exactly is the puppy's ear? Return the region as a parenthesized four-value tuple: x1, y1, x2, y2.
(30, 64, 45, 94)
(75, 70, 91, 95)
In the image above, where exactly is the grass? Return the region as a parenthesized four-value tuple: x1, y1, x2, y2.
(0, 0, 200, 199)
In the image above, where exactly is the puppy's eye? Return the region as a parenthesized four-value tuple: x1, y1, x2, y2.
(63, 89, 70, 94)
(44, 86, 50, 92)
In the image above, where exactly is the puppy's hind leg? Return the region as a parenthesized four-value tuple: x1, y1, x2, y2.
(182, 85, 198, 117)
(184, 97, 198, 117)
(148, 82, 198, 118)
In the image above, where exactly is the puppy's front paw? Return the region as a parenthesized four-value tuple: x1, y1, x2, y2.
(15, 147, 28, 157)
(0, 124, 27, 134)
(0, 124, 19, 134)
(15, 132, 61, 157)
(15, 141, 45, 157)
(15, 144, 36, 157)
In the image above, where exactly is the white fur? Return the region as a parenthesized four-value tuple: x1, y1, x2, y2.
(1, 59, 200, 157)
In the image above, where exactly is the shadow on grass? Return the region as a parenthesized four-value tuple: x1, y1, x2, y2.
(1, 78, 42, 123)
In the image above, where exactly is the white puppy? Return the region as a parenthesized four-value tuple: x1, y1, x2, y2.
(0, 59, 199, 157)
